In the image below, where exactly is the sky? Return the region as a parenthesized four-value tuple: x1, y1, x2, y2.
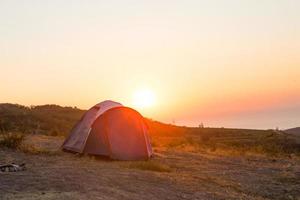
(1, 0, 300, 129)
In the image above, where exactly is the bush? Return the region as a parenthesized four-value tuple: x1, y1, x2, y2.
(0, 132, 25, 149)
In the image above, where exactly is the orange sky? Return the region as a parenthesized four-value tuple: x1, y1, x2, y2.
(1, 1, 300, 129)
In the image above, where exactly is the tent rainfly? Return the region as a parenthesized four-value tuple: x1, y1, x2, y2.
(62, 100, 153, 160)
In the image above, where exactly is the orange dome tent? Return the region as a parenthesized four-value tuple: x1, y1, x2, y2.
(62, 100, 152, 160)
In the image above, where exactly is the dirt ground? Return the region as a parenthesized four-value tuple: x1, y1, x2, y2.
(0, 135, 299, 200)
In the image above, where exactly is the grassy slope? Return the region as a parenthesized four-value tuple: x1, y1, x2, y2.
(0, 103, 85, 135)
(0, 103, 299, 156)
(146, 120, 300, 156)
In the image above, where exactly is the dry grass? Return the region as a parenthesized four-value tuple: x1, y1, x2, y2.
(19, 143, 60, 156)
(123, 160, 172, 172)
(0, 132, 60, 156)
(155, 132, 300, 157)
(1, 134, 300, 200)
(275, 175, 300, 185)
(0, 132, 25, 149)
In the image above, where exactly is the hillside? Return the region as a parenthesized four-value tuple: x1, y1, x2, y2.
(1, 103, 299, 156)
(285, 127, 300, 136)
(0, 103, 85, 135)
(1, 103, 300, 199)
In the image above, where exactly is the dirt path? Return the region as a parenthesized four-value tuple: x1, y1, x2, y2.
(0, 135, 299, 200)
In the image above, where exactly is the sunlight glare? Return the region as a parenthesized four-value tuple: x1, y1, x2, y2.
(133, 89, 156, 109)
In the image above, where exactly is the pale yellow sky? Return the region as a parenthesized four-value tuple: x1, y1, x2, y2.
(1, 0, 300, 129)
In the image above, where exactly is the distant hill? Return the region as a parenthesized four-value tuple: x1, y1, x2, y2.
(285, 127, 300, 136)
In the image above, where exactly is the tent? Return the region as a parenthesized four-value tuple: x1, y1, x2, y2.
(62, 100, 152, 160)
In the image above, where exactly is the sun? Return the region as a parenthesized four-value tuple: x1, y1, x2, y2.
(133, 89, 156, 109)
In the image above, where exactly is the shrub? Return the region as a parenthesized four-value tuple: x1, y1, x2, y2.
(0, 132, 25, 149)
